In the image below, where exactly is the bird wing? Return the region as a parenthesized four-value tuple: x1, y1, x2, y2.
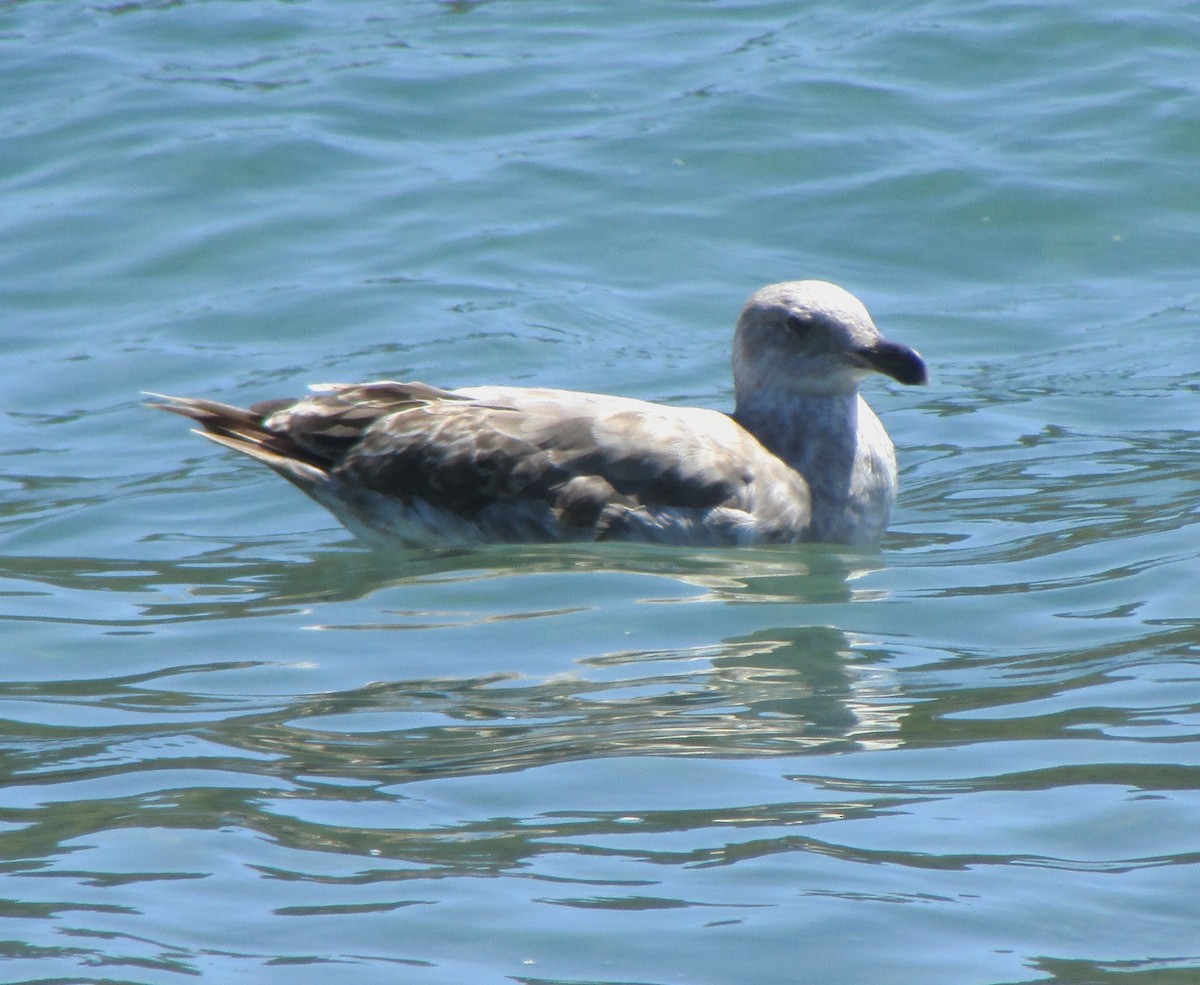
(153, 382, 812, 543)
(335, 385, 787, 537)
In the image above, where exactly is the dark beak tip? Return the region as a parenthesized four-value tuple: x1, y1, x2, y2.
(870, 341, 929, 386)
(907, 354, 930, 386)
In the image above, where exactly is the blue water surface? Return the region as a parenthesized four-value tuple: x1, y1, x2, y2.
(1, 2, 1199, 983)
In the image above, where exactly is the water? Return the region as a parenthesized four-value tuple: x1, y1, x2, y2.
(2, 1, 1199, 983)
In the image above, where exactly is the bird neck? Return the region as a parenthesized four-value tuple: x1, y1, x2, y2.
(734, 390, 860, 466)
(734, 390, 882, 544)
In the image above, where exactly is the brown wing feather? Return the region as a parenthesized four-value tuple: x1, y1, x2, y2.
(150, 384, 796, 540)
(147, 382, 464, 471)
(337, 401, 748, 529)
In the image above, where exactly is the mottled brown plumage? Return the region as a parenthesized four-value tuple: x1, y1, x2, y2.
(150, 281, 927, 547)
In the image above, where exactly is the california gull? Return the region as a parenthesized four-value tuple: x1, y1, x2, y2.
(150, 280, 927, 548)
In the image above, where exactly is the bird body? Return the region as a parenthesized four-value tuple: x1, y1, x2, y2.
(152, 281, 927, 548)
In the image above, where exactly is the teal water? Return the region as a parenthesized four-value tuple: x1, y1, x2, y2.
(3, 2, 1199, 983)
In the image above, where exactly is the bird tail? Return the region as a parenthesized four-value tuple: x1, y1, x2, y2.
(145, 393, 329, 489)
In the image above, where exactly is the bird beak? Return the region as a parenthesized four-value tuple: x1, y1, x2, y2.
(862, 339, 929, 386)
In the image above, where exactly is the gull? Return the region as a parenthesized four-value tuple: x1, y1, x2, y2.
(150, 281, 927, 548)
